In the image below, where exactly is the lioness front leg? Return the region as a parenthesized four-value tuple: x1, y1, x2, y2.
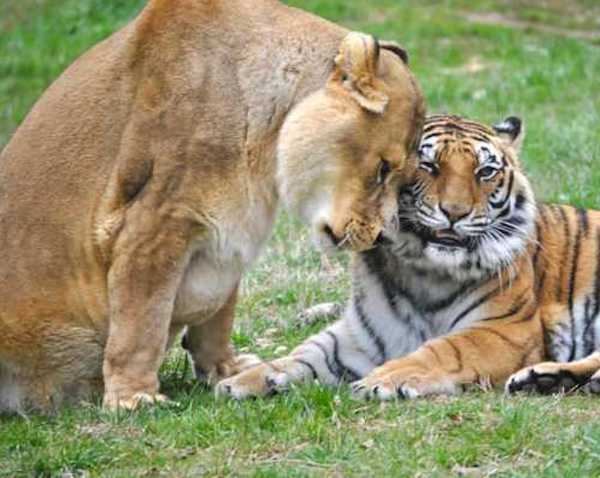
(103, 221, 190, 411)
(181, 284, 261, 385)
(353, 320, 543, 400)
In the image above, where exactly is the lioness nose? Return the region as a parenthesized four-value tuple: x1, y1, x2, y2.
(440, 201, 472, 223)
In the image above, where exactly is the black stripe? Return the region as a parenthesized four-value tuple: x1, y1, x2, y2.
(568, 208, 584, 361)
(423, 280, 479, 314)
(496, 204, 513, 220)
(450, 285, 502, 329)
(294, 358, 318, 381)
(421, 131, 446, 141)
(460, 118, 496, 132)
(448, 123, 494, 137)
(361, 248, 478, 316)
(360, 250, 401, 318)
(442, 338, 463, 373)
(582, 298, 595, 357)
(489, 170, 514, 209)
(536, 270, 547, 300)
(423, 343, 442, 364)
(541, 320, 552, 359)
(578, 208, 590, 237)
(481, 293, 529, 322)
(505, 214, 525, 228)
(477, 327, 520, 349)
(514, 193, 526, 211)
(306, 340, 339, 380)
(424, 117, 493, 135)
(354, 296, 387, 362)
(588, 226, 600, 354)
(325, 331, 361, 381)
(538, 203, 550, 228)
(532, 222, 543, 271)
(555, 206, 571, 301)
(592, 227, 600, 320)
(424, 122, 494, 139)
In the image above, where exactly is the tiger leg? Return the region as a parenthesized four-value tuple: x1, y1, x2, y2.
(506, 351, 600, 395)
(216, 320, 374, 399)
(352, 320, 543, 401)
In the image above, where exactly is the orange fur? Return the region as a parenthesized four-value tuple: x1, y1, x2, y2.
(218, 115, 600, 401)
(356, 116, 600, 399)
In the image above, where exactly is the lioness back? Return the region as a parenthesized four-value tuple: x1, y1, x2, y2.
(218, 114, 600, 400)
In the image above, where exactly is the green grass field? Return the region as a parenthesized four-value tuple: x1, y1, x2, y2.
(2, 0, 600, 476)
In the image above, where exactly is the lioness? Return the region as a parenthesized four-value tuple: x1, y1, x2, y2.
(0, 0, 424, 411)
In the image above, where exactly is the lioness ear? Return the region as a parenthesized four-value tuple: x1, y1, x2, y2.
(493, 116, 524, 152)
(379, 40, 409, 65)
(334, 32, 389, 115)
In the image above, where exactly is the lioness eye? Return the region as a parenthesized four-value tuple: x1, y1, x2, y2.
(377, 159, 391, 185)
(477, 166, 498, 181)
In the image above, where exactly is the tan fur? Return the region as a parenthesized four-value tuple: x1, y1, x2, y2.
(0, 0, 424, 411)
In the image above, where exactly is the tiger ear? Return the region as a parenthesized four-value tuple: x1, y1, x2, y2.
(493, 116, 524, 152)
(333, 32, 389, 115)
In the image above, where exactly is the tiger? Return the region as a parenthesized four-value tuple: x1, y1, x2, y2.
(216, 114, 600, 400)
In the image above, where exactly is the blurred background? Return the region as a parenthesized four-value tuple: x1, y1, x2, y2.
(2, 0, 599, 204)
(1, 1, 600, 475)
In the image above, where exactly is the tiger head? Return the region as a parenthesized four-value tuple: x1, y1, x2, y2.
(390, 115, 537, 278)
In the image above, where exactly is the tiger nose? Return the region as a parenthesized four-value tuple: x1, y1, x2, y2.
(439, 201, 472, 223)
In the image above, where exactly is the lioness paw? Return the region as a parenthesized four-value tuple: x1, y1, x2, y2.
(103, 392, 176, 411)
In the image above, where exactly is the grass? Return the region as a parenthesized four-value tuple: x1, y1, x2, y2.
(1, 0, 600, 476)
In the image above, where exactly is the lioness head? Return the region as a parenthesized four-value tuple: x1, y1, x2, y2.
(277, 32, 425, 252)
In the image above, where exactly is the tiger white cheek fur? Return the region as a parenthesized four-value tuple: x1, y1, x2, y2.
(217, 114, 600, 401)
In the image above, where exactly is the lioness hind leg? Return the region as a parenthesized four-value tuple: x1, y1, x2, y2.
(0, 327, 105, 413)
(182, 285, 260, 385)
(506, 352, 600, 395)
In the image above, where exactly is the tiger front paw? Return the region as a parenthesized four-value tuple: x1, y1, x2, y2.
(215, 362, 291, 400)
(193, 353, 262, 385)
(351, 363, 458, 401)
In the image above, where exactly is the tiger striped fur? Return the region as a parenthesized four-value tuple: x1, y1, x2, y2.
(216, 114, 600, 400)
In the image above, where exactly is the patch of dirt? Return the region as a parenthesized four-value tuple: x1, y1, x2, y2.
(462, 11, 600, 42)
(440, 56, 499, 76)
